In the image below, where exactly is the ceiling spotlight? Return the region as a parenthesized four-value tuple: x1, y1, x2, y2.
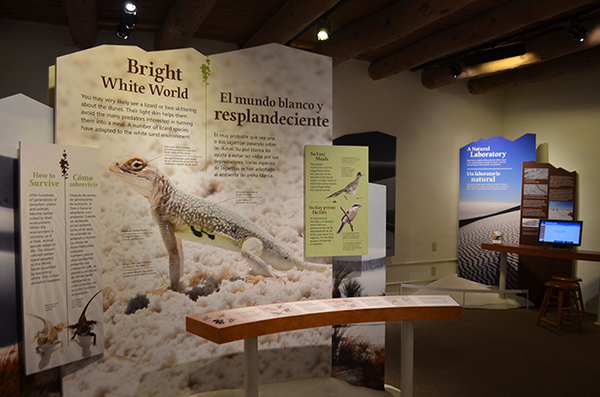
(316, 18, 331, 41)
(568, 22, 587, 42)
(450, 62, 462, 79)
(123, 1, 138, 14)
(121, 0, 139, 29)
(117, 21, 131, 39)
(117, 0, 139, 39)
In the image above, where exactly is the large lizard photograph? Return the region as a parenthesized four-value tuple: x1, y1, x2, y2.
(109, 156, 330, 292)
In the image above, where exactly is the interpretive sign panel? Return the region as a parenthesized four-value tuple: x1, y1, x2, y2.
(0, 94, 54, 393)
(518, 161, 578, 303)
(54, 44, 332, 396)
(305, 145, 369, 257)
(519, 161, 578, 243)
(458, 134, 536, 287)
(19, 141, 103, 375)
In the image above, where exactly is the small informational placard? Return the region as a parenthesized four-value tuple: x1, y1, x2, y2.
(520, 160, 578, 242)
(305, 145, 369, 257)
(19, 141, 103, 375)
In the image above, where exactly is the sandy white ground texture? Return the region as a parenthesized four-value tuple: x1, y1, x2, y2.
(458, 211, 521, 287)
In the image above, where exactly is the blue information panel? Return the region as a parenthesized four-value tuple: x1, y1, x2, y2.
(458, 134, 536, 287)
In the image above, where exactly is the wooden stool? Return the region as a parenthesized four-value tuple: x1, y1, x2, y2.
(537, 280, 584, 334)
(551, 276, 585, 322)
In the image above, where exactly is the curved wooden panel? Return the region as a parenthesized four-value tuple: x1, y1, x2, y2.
(187, 295, 461, 344)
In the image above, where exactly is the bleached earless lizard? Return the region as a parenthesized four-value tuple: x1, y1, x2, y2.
(110, 157, 330, 291)
(26, 313, 65, 357)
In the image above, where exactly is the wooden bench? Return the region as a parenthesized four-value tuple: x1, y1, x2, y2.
(187, 295, 462, 397)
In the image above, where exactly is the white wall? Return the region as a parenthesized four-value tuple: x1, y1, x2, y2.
(332, 60, 505, 285)
(503, 69, 600, 314)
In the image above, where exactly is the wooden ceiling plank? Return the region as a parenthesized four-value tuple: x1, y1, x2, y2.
(368, 0, 600, 80)
(154, 0, 218, 50)
(315, 0, 477, 66)
(467, 44, 600, 94)
(62, 0, 97, 49)
(243, 0, 339, 48)
(422, 15, 600, 89)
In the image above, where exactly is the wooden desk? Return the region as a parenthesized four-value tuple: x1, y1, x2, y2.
(187, 295, 461, 397)
(481, 243, 600, 298)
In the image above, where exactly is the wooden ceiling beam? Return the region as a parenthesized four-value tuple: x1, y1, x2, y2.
(314, 0, 476, 67)
(243, 0, 339, 48)
(62, 0, 97, 49)
(368, 0, 600, 81)
(422, 16, 600, 89)
(154, 0, 217, 51)
(468, 44, 600, 94)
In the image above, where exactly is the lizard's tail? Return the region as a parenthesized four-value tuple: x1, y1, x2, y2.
(292, 257, 331, 272)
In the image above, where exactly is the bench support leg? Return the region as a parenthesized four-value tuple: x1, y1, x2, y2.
(401, 320, 414, 397)
(244, 337, 258, 397)
(499, 252, 507, 299)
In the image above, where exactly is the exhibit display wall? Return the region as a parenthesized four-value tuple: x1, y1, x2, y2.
(1, 17, 600, 390)
(52, 43, 333, 396)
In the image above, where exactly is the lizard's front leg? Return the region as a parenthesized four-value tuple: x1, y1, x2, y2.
(155, 214, 184, 291)
(241, 237, 277, 278)
(35, 346, 44, 357)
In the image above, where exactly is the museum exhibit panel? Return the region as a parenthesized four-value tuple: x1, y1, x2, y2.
(2, 1, 600, 396)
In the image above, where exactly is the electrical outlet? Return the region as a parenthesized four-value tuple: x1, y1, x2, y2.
(431, 266, 436, 276)
(432, 242, 437, 252)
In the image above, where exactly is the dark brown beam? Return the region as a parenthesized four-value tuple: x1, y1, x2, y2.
(244, 0, 339, 48)
(422, 16, 600, 89)
(315, 0, 476, 66)
(154, 0, 218, 51)
(62, 0, 97, 49)
(467, 45, 600, 94)
(369, 0, 600, 81)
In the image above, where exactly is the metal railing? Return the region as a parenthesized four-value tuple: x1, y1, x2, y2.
(390, 282, 530, 310)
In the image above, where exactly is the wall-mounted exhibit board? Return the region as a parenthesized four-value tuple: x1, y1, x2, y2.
(518, 161, 577, 304)
(305, 145, 369, 257)
(54, 44, 333, 396)
(0, 94, 54, 394)
(19, 141, 103, 375)
(333, 131, 397, 257)
(458, 134, 536, 288)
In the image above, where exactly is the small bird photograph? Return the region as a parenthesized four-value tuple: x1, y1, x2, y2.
(325, 172, 363, 200)
(336, 203, 362, 234)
